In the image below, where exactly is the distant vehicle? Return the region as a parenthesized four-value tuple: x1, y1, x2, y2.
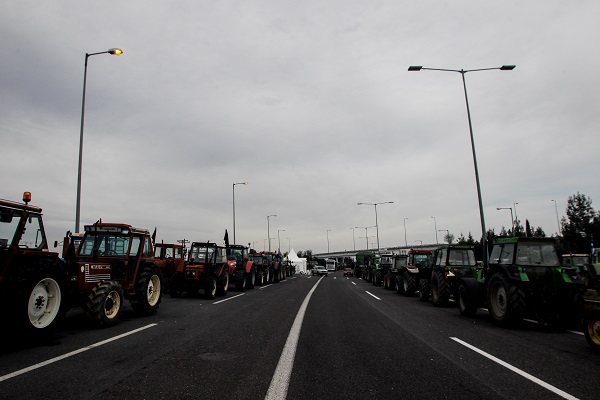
(326, 258, 336, 272)
(312, 266, 329, 276)
(343, 268, 354, 277)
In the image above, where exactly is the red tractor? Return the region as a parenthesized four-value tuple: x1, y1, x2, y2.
(227, 244, 255, 291)
(153, 242, 186, 295)
(171, 241, 230, 299)
(67, 222, 163, 326)
(0, 192, 67, 339)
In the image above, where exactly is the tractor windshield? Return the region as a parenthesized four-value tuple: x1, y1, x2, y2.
(515, 242, 560, 266)
(79, 233, 131, 257)
(0, 210, 45, 250)
(189, 245, 215, 262)
(448, 249, 477, 266)
(412, 254, 433, 268)
(229, 248, 245, 263)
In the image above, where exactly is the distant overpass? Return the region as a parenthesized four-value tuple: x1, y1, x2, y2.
(314, 243, 440, 260)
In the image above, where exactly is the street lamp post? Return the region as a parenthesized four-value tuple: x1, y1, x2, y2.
(409, 64, 515, 264)
(496, 207, 514, 234)
(357, 201, 393, 253)
(356, 226, 376, 250)
(350, 227, 356, 251)
(278, 229, 285, 253)
(431, 216, 438, 244)
(75, 48, 123, 233)
(232, 182, 248, 244)
(267, 214, 277, 252)
(326, 229, 331, 253)
(551, 199, 561, 235)
(403, 217, 408, 247)
(439, 229, 449, 244)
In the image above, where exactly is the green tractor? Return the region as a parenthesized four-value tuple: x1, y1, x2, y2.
(563, 252, 600, 293)
(355, 252, 375, 282)
(430, 245, 478, 306)
(458, 237, 585, 327)
(383, 254, 408, 291)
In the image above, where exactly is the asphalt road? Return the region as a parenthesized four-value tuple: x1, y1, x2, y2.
(0, 272, 598, 399)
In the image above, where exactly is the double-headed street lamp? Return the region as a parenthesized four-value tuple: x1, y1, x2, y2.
(409, 64, 515, 264)
(232, 182, 248, 244)
(75, 48, 123, 233)
(267, 214, 277, 252)
(357, 201, 393, 253)
(496, 207, 514, 233)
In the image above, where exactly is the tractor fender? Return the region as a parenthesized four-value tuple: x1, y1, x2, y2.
(245, 260, 254, 274)
(406, 266, 419, 274)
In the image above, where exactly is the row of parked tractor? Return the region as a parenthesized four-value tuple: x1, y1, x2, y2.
(352, 238, 600, 351)
(0, 193, 294, 343)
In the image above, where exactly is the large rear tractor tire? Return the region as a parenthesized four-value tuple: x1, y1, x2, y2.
(584, 311, 600, 352)
(396, 274, 405, 295)
(205, 276, 217, 299)
(132, 265, 163, 315)
(487, 273, 525, 327)
(458, 282, 477, 317)
(235, 270, 246, 292)
(246, 269, 256, 289)
(419, 279, 430, 302)
(23, 273, 65, 334)
(403, 271, 417, 296)
(85, 281, 124, 327)
(217, 270, 229, 296)
(431, 270, 450, 307)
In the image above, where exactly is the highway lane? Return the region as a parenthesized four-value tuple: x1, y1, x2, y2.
(0, 272, 598, 399)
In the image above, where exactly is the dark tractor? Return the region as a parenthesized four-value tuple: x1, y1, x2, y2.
(356, 252, 375, 282)
(563, 253, 600, 293)
(379, 253, 394, 289)
(383, 254, 408, 291)
(0, 192, 67, 339)
(458, 237, 585, 327)
(249, 252, 269, 285)
(173, 242, 230, 299)
(69, 222, 163, 326)
(261, 251, 284, 283)
(430, 245, 477, 306)
(396, 249, 434, 301)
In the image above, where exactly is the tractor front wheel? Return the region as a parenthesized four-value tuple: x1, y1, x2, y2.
(419, 279, 430, 302)
(487, 273, 525, 327)
(85, 281, 123, 326)
(132, 265, 162, 315)
(217, 270, 229, 296)
(584, 311, 600, 352)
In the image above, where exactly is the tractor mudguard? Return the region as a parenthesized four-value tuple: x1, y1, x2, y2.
(245, 261, 253, 274)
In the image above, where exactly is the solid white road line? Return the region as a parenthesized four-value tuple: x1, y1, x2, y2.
(265, 276, 324, 400)
(351, 282, 356, 286)
(365, 291, 381, 300)
(450, 337, 579, 400)
(260, 284, 273, 289)
(213, 293, 245, 304)
(0, 324, 157, 383)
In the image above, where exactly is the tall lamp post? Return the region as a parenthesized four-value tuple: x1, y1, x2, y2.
(326, 229, 331, 253)
(350, 227, 356, 251)
(357, 201, 393, 253)
(75, 48, 123, 233)
(496, 207, 514, 233)
(403, 217, 408, 247)
(431, 216, 438, 244)
(267, 214, 277, 252)
(232, 182, 248, 244)
(409, 64, 515, 264)
(551, 199, 561, 235)
(356, 226, 376, 250)
(277, 229, 285, 253)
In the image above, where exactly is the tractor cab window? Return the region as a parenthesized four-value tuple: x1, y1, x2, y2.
(142, 237, 152, 257)
(515, 243, 560, 266)
(435, 249, 447, 266)
(19, 214, 45, 249)
(448, 249, 477, 266)
(0, 209, 20, 249)
(189, 245, 216, 262)
(79, 234, 131, 257)
(490, 243, 514, 264)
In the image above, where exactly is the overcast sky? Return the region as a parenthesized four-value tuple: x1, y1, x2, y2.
(2, 1, 599, 254)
